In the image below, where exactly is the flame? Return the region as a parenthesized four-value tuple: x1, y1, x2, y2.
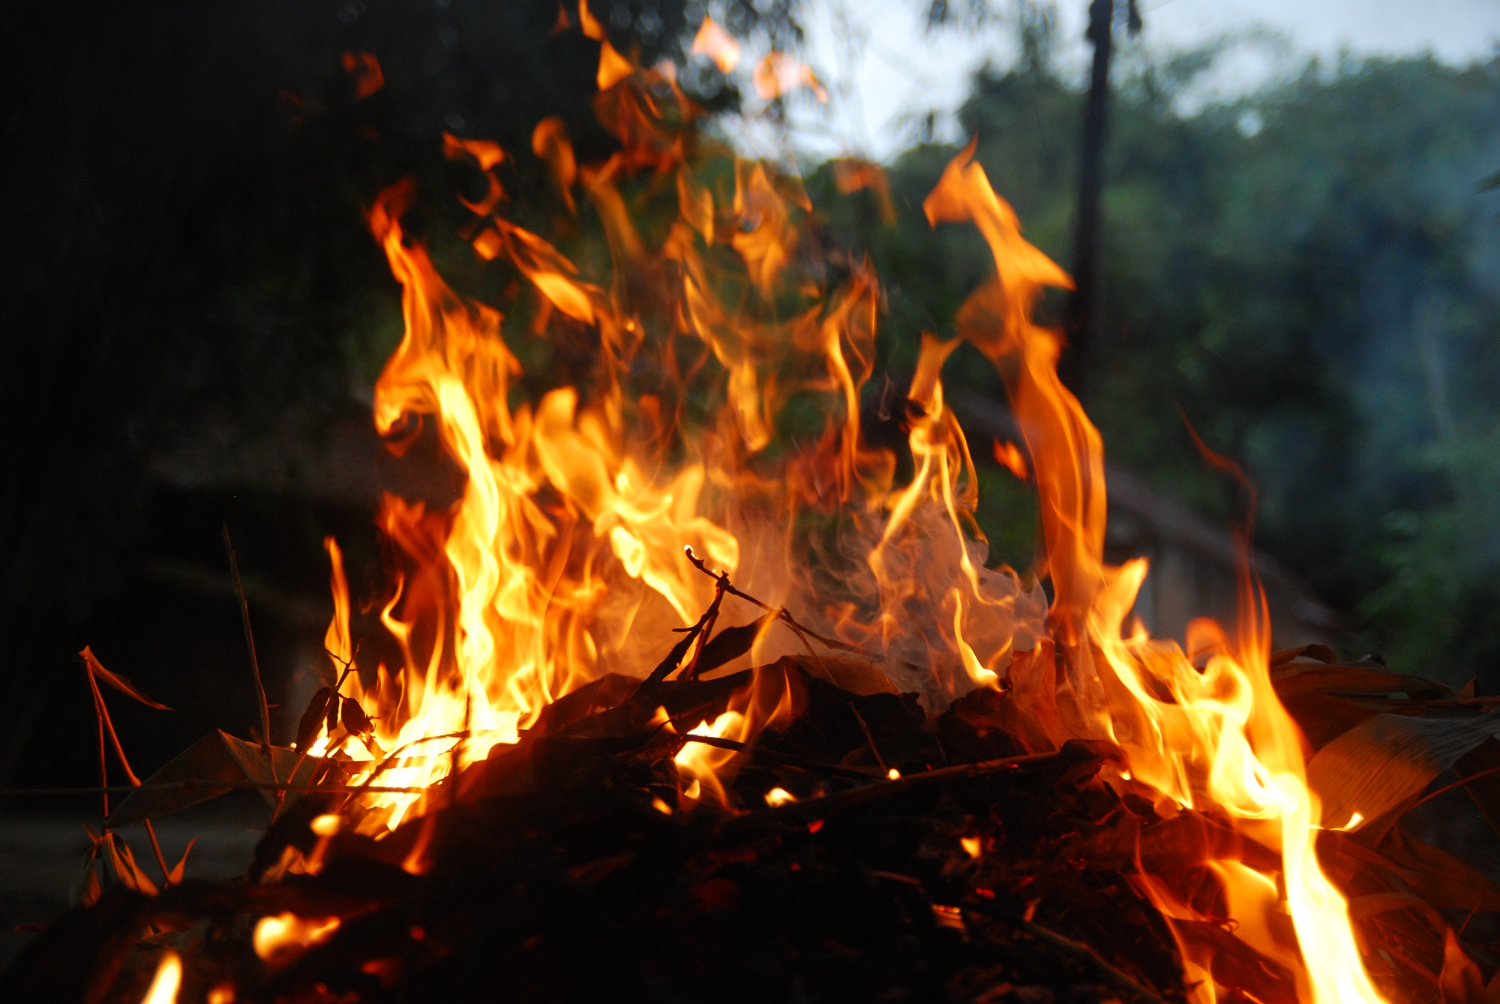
(691, 17, 742, 73)
(310, 22, 1383, 1001)
(140, 951, 181, 1004)
(751, 52, 827, 103)
(992, 440, 1029, 480)
(923, 143, 1382, 1004)
(253, 913, 341, 965)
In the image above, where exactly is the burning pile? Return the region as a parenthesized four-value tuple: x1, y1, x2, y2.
(9, 9, 1500, 1004)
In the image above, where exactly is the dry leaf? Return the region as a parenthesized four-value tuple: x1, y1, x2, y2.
(1441, 929, 1485, 1004)
(107, 731, 319, 828)
(696, 616, 773, 675)
(1272, 662, 1450, 700)
(79, 646, 171, 710)
(167, 838, 196, 885)
(102, 832, 157, 896)
(1306, 712, 1500, 830)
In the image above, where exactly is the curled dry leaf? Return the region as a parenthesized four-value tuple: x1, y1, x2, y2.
(79, 646, 171, 710)
(1440, 929, 1486, 1004)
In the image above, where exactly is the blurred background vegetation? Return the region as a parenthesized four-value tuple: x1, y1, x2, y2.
(1, 0, 1497, 789)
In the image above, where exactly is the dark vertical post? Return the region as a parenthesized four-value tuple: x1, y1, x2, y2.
(1061, 0, 1115, 396)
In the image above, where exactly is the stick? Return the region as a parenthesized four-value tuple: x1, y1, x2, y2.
(83, 660, 172, 885)
(848, 703, 889, 774)
(639, 593, 720, 692)
(223, 524, 275, 783)
(682, 546, 878, 664)
(681, 734, 879, 780)
(736, 748, 1075, 826)
(678, 579, 726, 683)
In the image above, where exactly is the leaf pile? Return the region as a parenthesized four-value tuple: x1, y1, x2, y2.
(6, 646, 1500, 1004)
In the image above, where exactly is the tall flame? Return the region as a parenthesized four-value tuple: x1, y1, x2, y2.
(317, 34, 1381, 1004)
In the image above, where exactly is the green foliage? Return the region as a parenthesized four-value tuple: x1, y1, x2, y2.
(816, 33, 1500, 683)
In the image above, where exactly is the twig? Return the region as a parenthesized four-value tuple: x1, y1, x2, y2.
(277, 650, 369, 817)
(682, 546, 879, 663)
(681, 733, 879, 780)
(639, 590, 723, 692)
(82, 657, 171, 885)
(223, 524, 275, 783)
(848, 703, 889, 773)
(1014, 917, 1171, 1004)
(734, 748, 1078, 827)
(1407, 762, 1500, 813)
(678, 578, 727, 683)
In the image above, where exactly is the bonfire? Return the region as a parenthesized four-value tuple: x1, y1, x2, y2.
(7, 9, 1500, 1004)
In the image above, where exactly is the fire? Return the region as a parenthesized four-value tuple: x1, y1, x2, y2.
(140, 951, 181, 1004)
(691, 17, 742, 74)
(310, 17, 1382, 1004)
(253, 913, 341, 965)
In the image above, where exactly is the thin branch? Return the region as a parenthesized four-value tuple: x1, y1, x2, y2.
(639, 589, 723, 692)
(1407, 762, 1500, 813)
(83, 658, 171, 885)
(682, 546, 880, 663)
(678, 578, 727, 683)
(736, 749, 1076, 826)
(848, 703, 889, 773)
(223, 524, 275, 783)
(681, 733, 879, 781)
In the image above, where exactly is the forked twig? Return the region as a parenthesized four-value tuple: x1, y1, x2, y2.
(682, 546, 880, 665)
(81, 655, 172, 885)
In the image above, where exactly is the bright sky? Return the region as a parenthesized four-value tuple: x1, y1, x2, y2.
(751, 0, 1500, 161)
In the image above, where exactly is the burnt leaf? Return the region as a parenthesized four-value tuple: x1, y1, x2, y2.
(297, 687, 334, 752)
(696, 615, 773, 675)
(341, 696, 372, 737)
(531, 674, 640, 736)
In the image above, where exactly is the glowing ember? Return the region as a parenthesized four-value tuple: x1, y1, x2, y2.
(764, 786, 797, 807)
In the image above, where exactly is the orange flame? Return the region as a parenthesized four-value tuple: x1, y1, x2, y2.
(992, 440, 1029, 480)
(691, 17, 742, 74)
(140, 951, 181, 1004)
(315, 39, 1382, 1003)
(253, 913, 340, 966)
(752, 52, 827, 103)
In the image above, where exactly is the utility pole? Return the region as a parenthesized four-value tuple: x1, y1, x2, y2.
(1061, 0, 1139, 396)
